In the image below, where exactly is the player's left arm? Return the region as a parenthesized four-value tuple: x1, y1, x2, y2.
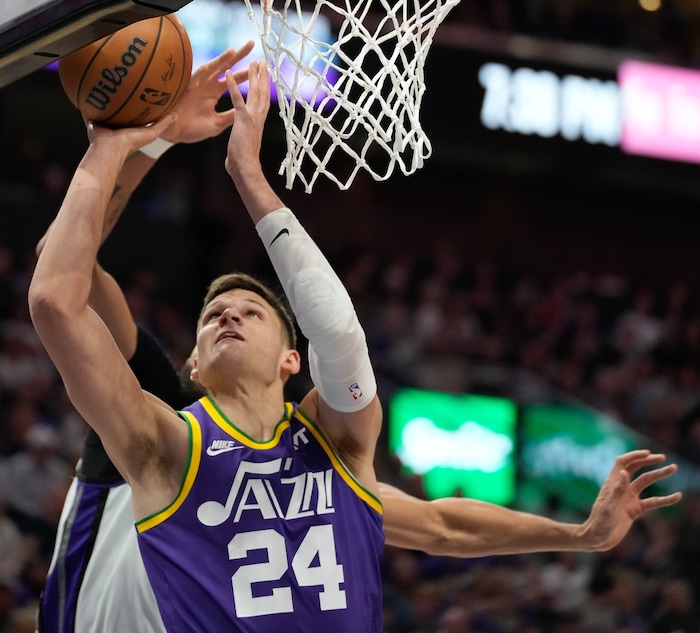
(223, 63, 381, 489)
(380, 451, 681, 556)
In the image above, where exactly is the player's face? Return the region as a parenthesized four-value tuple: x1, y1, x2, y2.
(195, 288, 290, 387)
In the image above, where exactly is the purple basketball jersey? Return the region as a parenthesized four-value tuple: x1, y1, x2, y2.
(136, 397, 384, 633)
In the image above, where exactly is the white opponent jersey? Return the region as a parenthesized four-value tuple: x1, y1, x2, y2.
(40, 326, 186, 633)
(39, 477, 166, 633)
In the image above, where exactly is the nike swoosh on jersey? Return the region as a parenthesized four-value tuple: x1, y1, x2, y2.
(269, 228, 289, 247)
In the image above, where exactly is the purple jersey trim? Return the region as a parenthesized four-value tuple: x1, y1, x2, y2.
(39, 481, 117, 633)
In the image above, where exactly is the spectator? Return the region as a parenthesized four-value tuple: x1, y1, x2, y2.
(0, 423, 70, 554)
(650, 578, 699, 633)
(0, 496, 25, 588)
(539, 551, 591, 621)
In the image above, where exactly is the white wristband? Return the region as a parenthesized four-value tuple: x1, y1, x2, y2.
(139, 137, 175, 159)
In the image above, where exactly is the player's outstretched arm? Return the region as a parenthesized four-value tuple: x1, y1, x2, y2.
(380, 450, 681, 557)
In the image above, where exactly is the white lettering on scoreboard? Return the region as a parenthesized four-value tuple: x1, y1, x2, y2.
(478, 62, 621, 146)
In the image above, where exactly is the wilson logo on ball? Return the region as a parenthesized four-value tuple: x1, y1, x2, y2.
(58, 15, 193, 128)
(84, 37, 149, 111)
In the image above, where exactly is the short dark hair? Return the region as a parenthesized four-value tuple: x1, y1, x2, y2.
(199, 272, 297, 349)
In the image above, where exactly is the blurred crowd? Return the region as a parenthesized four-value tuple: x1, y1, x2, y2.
(354, 247, 700, 463)
(0, 216, 700, 630)
(446, 0, 700, 66)
(3, 0, 700, 628)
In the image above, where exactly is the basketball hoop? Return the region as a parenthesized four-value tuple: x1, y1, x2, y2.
(241, 0, 460, 192)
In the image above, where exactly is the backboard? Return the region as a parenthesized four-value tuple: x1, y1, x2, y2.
(0, 0, 193, 88)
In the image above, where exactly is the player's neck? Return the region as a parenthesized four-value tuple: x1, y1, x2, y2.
(206, 386, 287, 443)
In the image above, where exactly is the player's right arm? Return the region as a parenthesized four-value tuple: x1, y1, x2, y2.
(28, 117, 189, 517)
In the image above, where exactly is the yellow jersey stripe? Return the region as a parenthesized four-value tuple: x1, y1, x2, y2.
(136, 411, 202, 532)
(295, 407, 383, 515)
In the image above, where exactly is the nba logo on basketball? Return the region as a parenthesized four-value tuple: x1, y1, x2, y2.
(348, 383, 362, 400)
(139, 88, 172, 106)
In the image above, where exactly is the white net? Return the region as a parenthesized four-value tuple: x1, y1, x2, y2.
(241, 0, 460, 192)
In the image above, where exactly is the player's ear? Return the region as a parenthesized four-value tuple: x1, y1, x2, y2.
(281, 349, 301, 377)
(190, 352, 199, 382)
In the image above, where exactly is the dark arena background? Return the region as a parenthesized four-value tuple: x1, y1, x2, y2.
(2, 1, 700, 630)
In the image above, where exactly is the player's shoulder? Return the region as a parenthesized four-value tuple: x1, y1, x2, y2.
(298, 388, 321, 421)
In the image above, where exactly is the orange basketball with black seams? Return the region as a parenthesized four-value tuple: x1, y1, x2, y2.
(58, 14, 192, 128)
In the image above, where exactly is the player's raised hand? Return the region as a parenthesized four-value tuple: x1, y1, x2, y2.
(84, 111, 177, 156)
(224, 61, 270, 175)
(162, 42, 255, 144)
(223, 61, 284, 223)
(581, 450, 681, 551)
(84, 112, 178, 157)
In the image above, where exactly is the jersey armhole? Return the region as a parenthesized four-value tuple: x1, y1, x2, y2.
(295, 405, 383, 516)
(136, 411, 202, 532)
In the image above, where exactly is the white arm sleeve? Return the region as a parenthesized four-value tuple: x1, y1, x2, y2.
(255, 207, 376, 412)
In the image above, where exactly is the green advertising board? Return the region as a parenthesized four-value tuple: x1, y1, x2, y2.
(521, 402, 700, 512)
(521, 403, 642, 512)
(389, 389, 700, 512)
(388, 388, 517, 505)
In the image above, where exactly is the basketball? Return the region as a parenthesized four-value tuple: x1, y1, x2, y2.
(58, 14, 192, 128)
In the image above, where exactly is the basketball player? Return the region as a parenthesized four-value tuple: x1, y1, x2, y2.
(34, 56, 682, 633)
(31, 41, 388, 628)
(36, 42, 256, 633)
